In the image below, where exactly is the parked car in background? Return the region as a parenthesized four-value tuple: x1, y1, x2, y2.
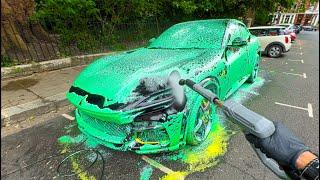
(277, 23, 297, 33)
(249, 26, 291, 58)
(292, 25, 302, 34)
(67, 19, 261, 154)
(289, 32, 297, 41)
(294, 24, 303, 33)
(302, 25, 317, 31)
(276, 24, 297, 41)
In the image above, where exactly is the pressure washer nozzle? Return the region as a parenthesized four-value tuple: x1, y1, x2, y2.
(179, 79, 186, 85)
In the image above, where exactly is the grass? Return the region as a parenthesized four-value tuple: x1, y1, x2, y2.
(1, 55, 18, 67)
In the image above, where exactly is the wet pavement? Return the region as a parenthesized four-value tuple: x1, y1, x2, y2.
(1, 65, 85, 109)
(1, 31, 319, 180)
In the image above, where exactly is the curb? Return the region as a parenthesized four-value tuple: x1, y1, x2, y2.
(1, 92, 71, 127)
(1, 52, 116, 80)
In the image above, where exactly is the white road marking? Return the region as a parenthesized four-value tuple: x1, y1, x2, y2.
(275, 102, 314, 118)
(282, 72, 307, 78)
(62, 114, 75, 121)
(288, 59, 304, 64)
(300, 52, 303, 55)
(308, 103, 314, 118)
(303, 73, 307, 78)
(142, 155, 174, 174)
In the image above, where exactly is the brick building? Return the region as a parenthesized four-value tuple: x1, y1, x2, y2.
(271, 1, 319, 26)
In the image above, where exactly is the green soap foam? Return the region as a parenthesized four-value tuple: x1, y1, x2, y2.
(85, 137, 100, 148)
(58, 134, 85, 144)
(140, 165, 154, 180)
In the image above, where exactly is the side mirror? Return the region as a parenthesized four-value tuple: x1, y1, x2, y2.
(148, 37, 156, 44)
(229, 37, 247, 47)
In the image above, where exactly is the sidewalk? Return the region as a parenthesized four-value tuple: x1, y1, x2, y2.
(1, 65, 86, 127)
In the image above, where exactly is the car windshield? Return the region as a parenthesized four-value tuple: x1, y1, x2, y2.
(148, 20, 226, 49)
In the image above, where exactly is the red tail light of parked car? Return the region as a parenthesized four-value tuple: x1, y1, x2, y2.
(285, 36, 289, 43)
(289, 32, 296, 41)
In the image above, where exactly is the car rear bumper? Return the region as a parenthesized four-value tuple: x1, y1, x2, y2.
(284, 43, 292, 52)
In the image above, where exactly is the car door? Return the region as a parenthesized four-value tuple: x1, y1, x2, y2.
(224, 22, 249, 92)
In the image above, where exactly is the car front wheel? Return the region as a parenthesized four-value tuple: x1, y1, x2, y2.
(267, 44, 282, 58)
(186, 79, 218, 145)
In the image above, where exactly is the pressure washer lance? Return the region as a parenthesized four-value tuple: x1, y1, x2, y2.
(167, 71, 289, 179)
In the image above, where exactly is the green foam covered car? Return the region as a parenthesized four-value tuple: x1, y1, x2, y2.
(67, 19, 261, 154)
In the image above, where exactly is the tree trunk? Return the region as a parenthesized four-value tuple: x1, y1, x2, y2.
(245, 7, 256, 27)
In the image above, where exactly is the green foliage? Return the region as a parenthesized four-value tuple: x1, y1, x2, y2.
(254, 9, 273, 26)
(31, 0, 294, 54)
(1, 55, 16, 67)
(296, 0, 318, 13)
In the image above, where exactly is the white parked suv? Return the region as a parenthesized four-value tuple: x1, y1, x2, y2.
(248, 26, 292, 58)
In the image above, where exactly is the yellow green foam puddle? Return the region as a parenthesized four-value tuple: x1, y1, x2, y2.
(161, 171, 188, 180)
(182, 123, 229, 171)
(159, 121, 230, 179)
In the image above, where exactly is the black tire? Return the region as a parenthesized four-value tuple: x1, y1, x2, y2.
(267, 44, 282, 58)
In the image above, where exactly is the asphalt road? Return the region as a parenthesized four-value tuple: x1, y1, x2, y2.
(1, 31, 319, 180)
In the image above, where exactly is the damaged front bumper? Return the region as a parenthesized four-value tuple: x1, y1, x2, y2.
(75, 109, 186, 154)
(67, 82, 187, 154)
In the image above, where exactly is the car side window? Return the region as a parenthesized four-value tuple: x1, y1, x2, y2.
(225, 22, 240, 45)
(225, 23, 248, 44)
(249, 29, 259, 36)
(224, 23, 244, 54)
(249, 29, 267, 37)
(238, 24, 250, 39)
(268, 29, 278, 36)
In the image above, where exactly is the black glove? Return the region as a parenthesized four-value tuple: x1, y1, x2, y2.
(245, 121, 309, 170)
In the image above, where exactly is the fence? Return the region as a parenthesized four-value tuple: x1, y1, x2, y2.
(1, 20, 174, 67)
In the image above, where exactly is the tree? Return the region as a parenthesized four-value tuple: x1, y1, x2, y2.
(167, 0, 294, 25)
(243, 0, 294, 25)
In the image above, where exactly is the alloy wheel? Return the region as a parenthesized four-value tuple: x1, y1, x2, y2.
(193, 99, 213, 142)
(269, 45, 281, 57)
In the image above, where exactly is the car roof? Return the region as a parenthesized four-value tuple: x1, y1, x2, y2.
(277, 24, 293, 26)
(248, 26, 285, 29)
(175, 19, 244, 27)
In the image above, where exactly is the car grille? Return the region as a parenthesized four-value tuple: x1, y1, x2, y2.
(81, 112, 131, 138)
(138, 129, 169, 142)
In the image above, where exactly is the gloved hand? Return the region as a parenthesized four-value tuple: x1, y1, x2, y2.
(245, 121, 309, 170)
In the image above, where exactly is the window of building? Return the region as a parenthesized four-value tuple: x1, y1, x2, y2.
(284, 15, 291, 23)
